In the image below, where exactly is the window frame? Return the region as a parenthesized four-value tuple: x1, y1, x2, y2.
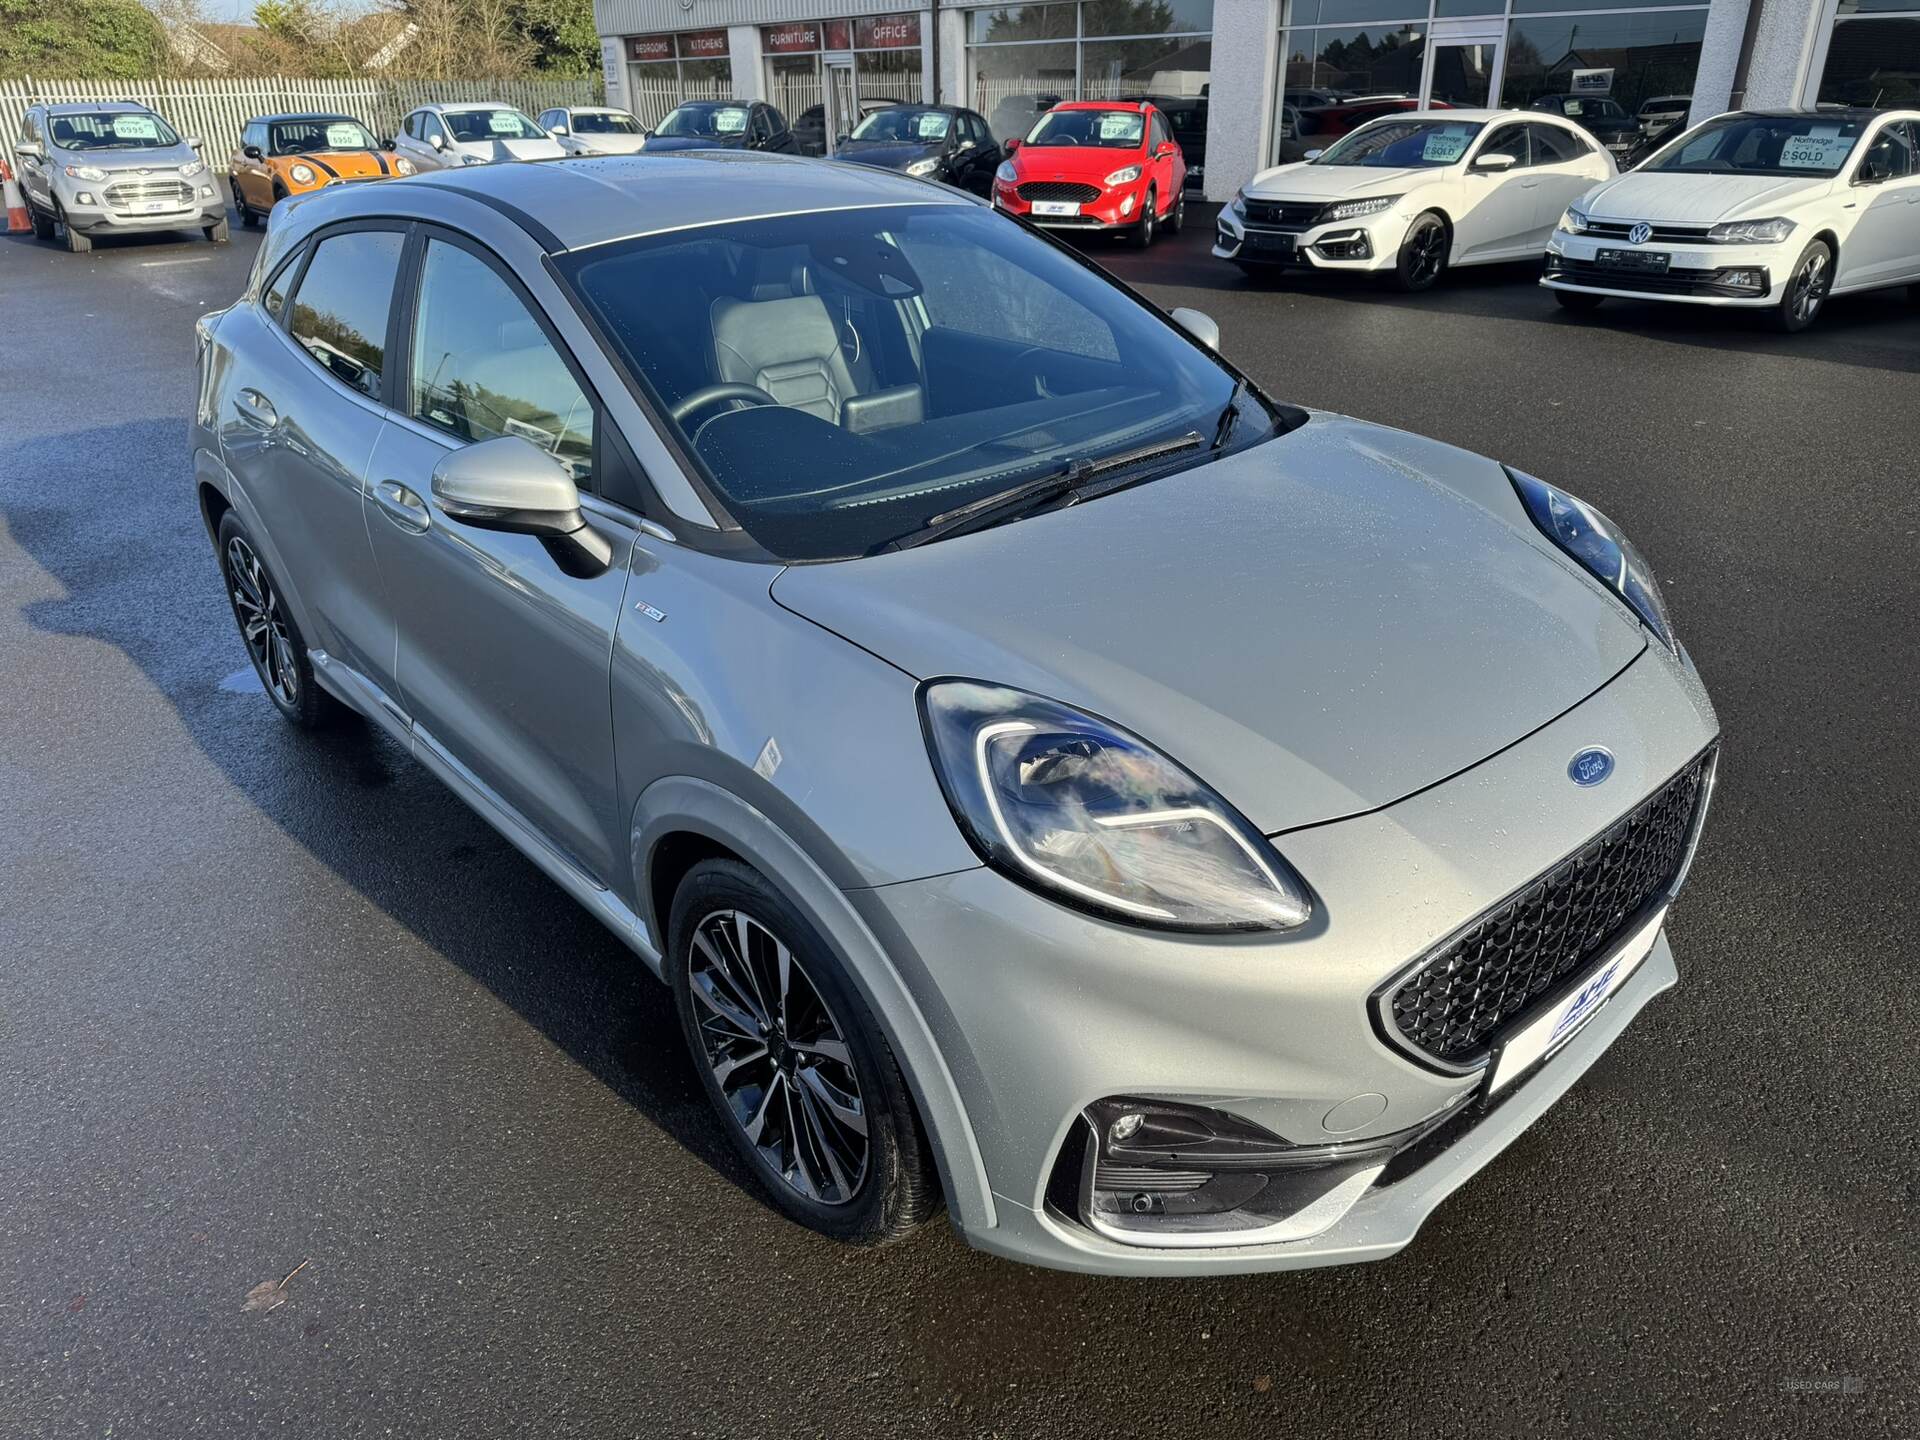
(1474, 122, 1533, 167)
(1853, 115, 1918, 183)
(390, 222, 627, 504)
(274, 219, 414, 409)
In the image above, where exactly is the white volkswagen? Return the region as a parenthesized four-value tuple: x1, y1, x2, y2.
(1543, 108, 1920, 332)
(1216, 110, 1615, 291)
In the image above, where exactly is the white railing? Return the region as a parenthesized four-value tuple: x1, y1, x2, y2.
(0, 75, 605, 170)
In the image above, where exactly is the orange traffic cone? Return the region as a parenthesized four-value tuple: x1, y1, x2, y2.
(2, 161, 27, 233)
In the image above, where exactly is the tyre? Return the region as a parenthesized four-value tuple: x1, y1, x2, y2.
(28, 201, 56, 242)
(1168, 188, 1186, 235)
(205, 217, 230, 244)
(61, 209, 92, 254)
(215, 511, 347, 729)
(232, 178, 255, 227)
(1393, 211, 1448, 292)
(1131, 188, 1157, 249)
(1772, 239, 1832, 333)
(668, 858, 938, 1245)
(1553, 288, 1605, 313)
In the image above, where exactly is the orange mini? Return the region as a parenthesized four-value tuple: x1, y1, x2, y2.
(227, 113, 412, 225)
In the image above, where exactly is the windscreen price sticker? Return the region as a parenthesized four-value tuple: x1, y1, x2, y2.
(325, 123, 361, 148)
(714, 109, 749, 134)
(1780, 131, 1853, 170)
(113, 116, 159, 140)
(1099, 114, 1142, 142)
(1423, 130, 1470, 163)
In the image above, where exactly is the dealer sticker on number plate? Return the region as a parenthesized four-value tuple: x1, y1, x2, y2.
(1484, 907, 1666, 1095)
(1032, 200, 1081, 217)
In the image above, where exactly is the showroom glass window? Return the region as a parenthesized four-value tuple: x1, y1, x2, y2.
(964, 0, 1214, 159)
(1273, 0, 1708, 165)
(624, 31, 734, 129)
(762, 14, 928, 156)
(1816, 0, 1920, 108)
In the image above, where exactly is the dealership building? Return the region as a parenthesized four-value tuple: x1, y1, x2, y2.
(592, 0, 1920, 201)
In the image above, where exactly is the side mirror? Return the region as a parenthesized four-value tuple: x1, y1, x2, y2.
(243, 144, 263, 160)
(16, 140, 42, 159)
(1004, 137, 1020, 152)
(1303, 147, 1324, 161)
(188, 135, 203, 150)
(551, 124, 569, 137)
(1155, 143, 1175, 159)
(1169, 306, 1220, 352)
(429, 133, 445, 150)
(835, 133, 850, 148)
(1472, 152, 1518, 172)
(1858, 154, 1891, 184)
(431, 436, 612, 577)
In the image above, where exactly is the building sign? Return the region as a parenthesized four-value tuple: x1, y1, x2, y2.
(856, 12, 920, 49)
(1570, 68, 1615, 95)
(763, 21, 822, 53)
(678, 28, 730, 59)
(824, 19, 852, 50)
(627, 35, 672, 62)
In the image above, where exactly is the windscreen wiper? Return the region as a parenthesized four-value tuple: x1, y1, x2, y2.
(1211, 377, 1247, 452)
(886, 431, 1204, 551)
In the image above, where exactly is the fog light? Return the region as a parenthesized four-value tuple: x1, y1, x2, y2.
(1121, 194, 1136, 216)
(1108, 1111, 1145, 1146)
(77, 192, 94, 205)
(200, 186, 215, 198)
(1719, 268, 1765, 290)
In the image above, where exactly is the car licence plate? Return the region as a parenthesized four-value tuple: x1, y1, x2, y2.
(1242, 230, 1294, 254)
(1484, 907, 1666, 1095)
(1031, 200, 1080, 217)
(1596, 247, 1669, 274)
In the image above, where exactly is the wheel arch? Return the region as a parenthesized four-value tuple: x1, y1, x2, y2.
(632, 775, 997, 1234)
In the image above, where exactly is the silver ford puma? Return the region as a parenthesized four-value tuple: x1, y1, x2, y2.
(191, 154, 1718, 1275)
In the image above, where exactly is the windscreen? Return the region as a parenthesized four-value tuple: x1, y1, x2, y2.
(572, 111, 644, 135)
(1643, 114, 1866, 176)
(271, 119, 379, 154)
(657, 104, 752, 138)
(47, 111, 182, 151)
(1025, 109, 1145, 149)
(851, 108, 953, 143)
(559, 204, 1254, 560)
(444, 109, 546, 142)
(1314, 119, 1487, 168)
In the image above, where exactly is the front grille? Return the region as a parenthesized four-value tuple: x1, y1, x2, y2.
(1583, 220, 1715, 243)
(1548, 257, 1769, 299)
(1017, 181, 1101, 204)
(1243, 198, 1324, 230)
(1382, 750, 1713, 1067)
(104, 178, 195, 210)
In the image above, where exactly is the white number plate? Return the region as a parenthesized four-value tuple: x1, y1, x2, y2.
(138, 201, 174, 214)
(1032, 200, 1080, 217)
(1484, 907, 1666, 1095)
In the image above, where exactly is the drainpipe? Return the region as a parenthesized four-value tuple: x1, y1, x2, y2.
(930, 0, 942, 104)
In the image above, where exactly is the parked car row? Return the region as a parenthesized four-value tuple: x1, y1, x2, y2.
(1219, 106, 1920, 333)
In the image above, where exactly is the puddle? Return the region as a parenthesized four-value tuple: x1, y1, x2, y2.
(219, 666, 264, 695)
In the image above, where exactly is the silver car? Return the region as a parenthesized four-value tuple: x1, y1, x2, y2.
(191, 155, 1719, 1275)
(391, 103, 566, 171)
(537, 106, 652, 156)
(15, 101, 228, 252)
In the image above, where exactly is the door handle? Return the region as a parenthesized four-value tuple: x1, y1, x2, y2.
(234, 387, 278, 430)
(373, 479, 431, 533)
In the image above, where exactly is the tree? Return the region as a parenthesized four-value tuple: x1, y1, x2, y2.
(0, 0, 163, 76)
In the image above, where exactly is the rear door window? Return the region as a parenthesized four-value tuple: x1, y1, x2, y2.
(284, 229, 406, 399)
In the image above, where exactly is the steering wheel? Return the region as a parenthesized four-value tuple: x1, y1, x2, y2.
(669, 383, 780, 427)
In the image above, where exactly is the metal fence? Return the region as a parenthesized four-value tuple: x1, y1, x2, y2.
(0, 76, 605, 171)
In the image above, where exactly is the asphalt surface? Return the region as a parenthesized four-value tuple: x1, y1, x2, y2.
(1, 207, 1915, 1440)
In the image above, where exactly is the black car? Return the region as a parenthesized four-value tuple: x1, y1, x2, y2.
(831, 104, 1001, 195)
(1527, 94, 1640, 158)
(641, 100, 798, 154)
(791, 97, 892, 157)
(1140, 93, 1208, 189)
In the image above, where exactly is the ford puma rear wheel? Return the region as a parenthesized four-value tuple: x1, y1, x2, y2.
(216, 512, 346, 729)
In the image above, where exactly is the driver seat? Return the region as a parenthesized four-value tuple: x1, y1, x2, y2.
(710, 294, 858, 423)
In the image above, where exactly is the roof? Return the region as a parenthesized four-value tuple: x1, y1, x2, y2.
(1051, 100, 1151, 111)
(1738, 106, 1899, 120)
(42, 100, 153, 116)
(375, 151, 976, 251)
(252, 113, 361, 126)
(413, 101, 523, 114)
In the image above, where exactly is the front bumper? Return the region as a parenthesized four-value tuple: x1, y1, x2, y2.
(1212, 203, 1397, 271)
(853, 640, 1718, 1274)
(994, 181, 1149, 231)
(1542, 230, 1794, 306)
(64, 184, 226, 235)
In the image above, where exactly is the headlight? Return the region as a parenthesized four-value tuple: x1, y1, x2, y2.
(290, 164, 317, 184)
(920, 681, 1312, 932)
(1230, 188, 1247, 217)
(1507, 468, 1675, 649)
(905, 157, 941, 177)
(65, 164, 109, 182)
(393, 156, 416, 175)
(1558, 205, 1591, 234)
(462, 153, 489, 166)
(995, 160, 1018, 184)
(1104, 165, 1143, 186)
(1325, 194, 1400, 222)
(1708, 216, 1794, 244)
(179, 160, 206, 179)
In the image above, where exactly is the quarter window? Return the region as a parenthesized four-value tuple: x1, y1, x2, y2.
(408, 240, 595, 484)
(1528, 123, 1587, 164)
(286, 229, 405, 398)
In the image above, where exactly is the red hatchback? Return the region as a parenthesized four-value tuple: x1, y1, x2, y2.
(992, 100, 1187, 247)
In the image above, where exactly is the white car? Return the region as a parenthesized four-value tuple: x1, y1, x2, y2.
(1543, 108, 1920, 332)
(392, 104, 565, 172)
(536, 106, 650, 156)
(1217, 109, 1615, 291)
